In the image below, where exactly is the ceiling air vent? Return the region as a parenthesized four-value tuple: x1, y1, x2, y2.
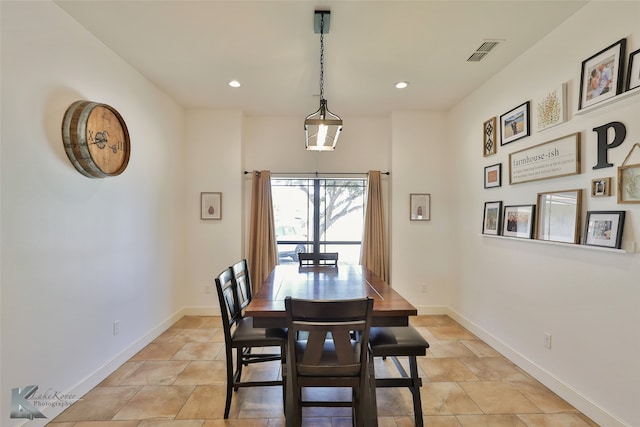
(467, 40, 503, 62)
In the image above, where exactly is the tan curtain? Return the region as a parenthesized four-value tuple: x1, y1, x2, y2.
(248, 170, 278, 292)
(360, 170, 388, 282)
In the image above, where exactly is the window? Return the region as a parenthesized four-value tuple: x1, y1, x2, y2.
(272, 178, 366, 264)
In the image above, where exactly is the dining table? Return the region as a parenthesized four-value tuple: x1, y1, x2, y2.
(245, 263, 418, 427)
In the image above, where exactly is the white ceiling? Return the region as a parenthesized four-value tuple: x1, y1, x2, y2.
(54, 1, 587, 117)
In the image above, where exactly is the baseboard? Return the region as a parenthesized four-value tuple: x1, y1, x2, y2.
(445, 308, 627, 427)
(20, 307, 187, 427)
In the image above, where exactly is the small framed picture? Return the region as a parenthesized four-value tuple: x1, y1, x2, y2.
(578, 38, 626, 110)
(502, 205, 535, 239)
(483, 117, 497, 156)
(626, 48, 640, 91)
(535, 83, 567, 132)
(500, 101, 530, 145)
(591, 177, 612, 197)
(482, 201, 502, 235)
(536, 189, 582, 244)
(484, 163, 502, 189)
(410, 193, 430, 221)
(618, 164, 640, 204)
(201, 192, 222, 220)
(583, 211, 625, 249)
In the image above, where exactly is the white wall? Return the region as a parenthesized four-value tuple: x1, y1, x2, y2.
(449, 2, 640, 426)
(0, 2, 186, 424)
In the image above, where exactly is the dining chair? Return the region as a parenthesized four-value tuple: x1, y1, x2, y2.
(368, 325, 429, 427)
(297, 252, 339, 266)
(285, 296, 374, 427)
(214, 267, 287, 418)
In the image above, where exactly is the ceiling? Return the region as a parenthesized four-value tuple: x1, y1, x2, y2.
(54, 1, 587, 117)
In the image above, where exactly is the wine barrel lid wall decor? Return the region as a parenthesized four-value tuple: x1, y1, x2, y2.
(62, 100, 130, 178)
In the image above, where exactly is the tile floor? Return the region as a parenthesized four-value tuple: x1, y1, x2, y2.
(49, 315, 599, 427)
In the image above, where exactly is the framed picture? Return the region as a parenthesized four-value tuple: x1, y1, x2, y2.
(535, 83, 567, 132)
(410, 193, 430, 221)
(483, 117, 497, 156)
(509, 133, 580, 185)
(500, 101, 530, 145)
(618, 164, 640, 204)
(484, 163, 501, 188)
(536, 189, 582, 244)
(626, 48, 640, 91)
(502, 205, 535, 239)
(578, 38, 626, 110)
(583, 211, 625, 249)
(482, 201, 502, 235)
(591, 177, 612, 197)
(201, 192, 222, 219)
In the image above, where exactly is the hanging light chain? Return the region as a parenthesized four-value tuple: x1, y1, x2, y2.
(319, 13, 325, 100)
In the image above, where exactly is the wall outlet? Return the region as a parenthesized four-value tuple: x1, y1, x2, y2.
(544, 332, 552, 349)
(113, 320, 120, 335)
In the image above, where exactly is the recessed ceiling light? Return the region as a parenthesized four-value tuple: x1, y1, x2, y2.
(395, 81, 409, 89)
(228, 80, 241, 88)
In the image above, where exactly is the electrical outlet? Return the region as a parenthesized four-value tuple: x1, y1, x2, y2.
(544, 332, 552, 349)
(113, 320, 120, 335)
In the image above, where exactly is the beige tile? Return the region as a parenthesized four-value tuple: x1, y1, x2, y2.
(428, 325, 477, 341)
(421, 382, 483, 415)
(460, 340, 503, 358)
(171, 316, 212, 329)
(120, 360, 189, 385)
(113, 385, 194, 420)
(153, 327, 185, 344)
(459, 382, 541, 414)
(428, 341, 478, 359)
(410, 315, 458, 327)
(517, 413, 597, 427)
(420, 416, 463, 427)
(418, 358, 479, 382)
(71, 422, 142, 427)
(130, 341, 184, 361)
(138, 421, 205, 427)
(460, 357, 530, 382)
(203, 419, 269, 427)
(173, 328, 222, 343)
(375, 386, 415, 417)
(176, 384, 238, 419)
(172, 342, 224, 360)
(510, 380, 578, 413)
(173, 360, 227, 385)
(457, 414, 527, 426)
(98, 361, 145, 386)
(52, 386, 141, 422)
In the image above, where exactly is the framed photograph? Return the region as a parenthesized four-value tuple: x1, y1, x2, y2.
(482, 201, 502, 235)
(410, 193, 430, 221)
(535, 83, 567, 132)
(502, 205, 535, 239)
(484, 163, 501, 189)
(583, 211, 625, 249)
(500, 101, 530, 145)
(536, 189, 582, 244)
(483, 117, 497, 156)
(201, 192, 222, 219)
(618, 164, 640, 204)
(591, 177, 612, 197)
(578, 38, 626, 110)
(626, 48, 640, 91)
(509, 133, 580, 185)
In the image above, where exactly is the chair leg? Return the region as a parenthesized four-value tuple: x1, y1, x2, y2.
(224, 349, 234, 419)
(409, 356, 423, 427)
(234, 347, 243, 391)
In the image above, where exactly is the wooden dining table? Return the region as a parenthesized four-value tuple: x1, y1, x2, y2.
(245, 264, 418, 426)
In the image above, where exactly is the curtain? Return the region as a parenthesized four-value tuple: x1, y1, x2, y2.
(360, 170, 388, 282)
(248, 170, 278, 292)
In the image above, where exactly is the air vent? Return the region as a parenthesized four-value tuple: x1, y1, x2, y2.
(467, 40, 503, 62)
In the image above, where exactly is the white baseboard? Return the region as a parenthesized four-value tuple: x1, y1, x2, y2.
(444, 307, 628, 427)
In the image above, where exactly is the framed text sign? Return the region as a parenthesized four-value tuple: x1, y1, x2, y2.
(509, 133, 580, 185)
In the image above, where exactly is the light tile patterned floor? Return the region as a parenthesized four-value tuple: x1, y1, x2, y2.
(49, 315, 599, 426)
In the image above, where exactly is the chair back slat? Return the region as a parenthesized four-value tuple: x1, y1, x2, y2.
(231, 259, 252, 311)
(298, 252, 339, 266)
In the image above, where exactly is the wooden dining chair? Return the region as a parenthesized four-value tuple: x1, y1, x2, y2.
(298, 252, 339, 266)
(215, 267, 286, 418)
(368, 325, 429, 427)
(285, 296, 374, 427)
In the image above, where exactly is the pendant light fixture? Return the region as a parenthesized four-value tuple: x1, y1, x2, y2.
(305, 11, 343, 151)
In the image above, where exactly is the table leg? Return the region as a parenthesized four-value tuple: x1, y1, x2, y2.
(362, 352, 379, 426)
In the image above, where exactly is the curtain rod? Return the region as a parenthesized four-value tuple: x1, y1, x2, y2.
(244, 171, 389, 176)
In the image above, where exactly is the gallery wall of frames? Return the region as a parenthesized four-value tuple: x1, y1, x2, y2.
(481, 37, 640, 252)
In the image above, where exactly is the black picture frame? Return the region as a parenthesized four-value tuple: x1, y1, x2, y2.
(578, 38, 626, 110)
(626, 48, 640, 92)
(583, 211, 625, 249)
(482, 201, 502, 235)
(500, 101, 530, 145)
(502, 204, 536, 239)
(484, 163, 502, 189)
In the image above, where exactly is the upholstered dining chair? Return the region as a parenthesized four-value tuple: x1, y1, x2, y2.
(214, 267, 286, 418)
(368, 325, 429, 427)
(297, 252, 339, 266)
(285, 296, 374, 427)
